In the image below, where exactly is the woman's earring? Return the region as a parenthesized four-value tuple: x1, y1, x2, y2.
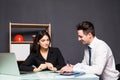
(37, 42, 39, 45)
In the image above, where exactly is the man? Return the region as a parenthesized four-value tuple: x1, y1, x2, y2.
(60, 21, 119, 80)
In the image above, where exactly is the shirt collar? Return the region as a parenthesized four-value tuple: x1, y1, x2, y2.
(88, 36, 98, 49)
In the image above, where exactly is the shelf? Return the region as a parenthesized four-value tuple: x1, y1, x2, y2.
(10, 23, 50, 28)
(9, 22, 51, 61)
(11, 41, 33, 44)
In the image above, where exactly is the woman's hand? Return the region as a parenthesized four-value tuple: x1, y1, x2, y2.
(38, 63, 47, 70)
(45, 62, 57, 71)
(33, 63, 47, 72)
(33, 67, 41, 72)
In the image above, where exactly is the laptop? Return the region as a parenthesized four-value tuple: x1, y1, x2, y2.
(0, 53, 32, 76)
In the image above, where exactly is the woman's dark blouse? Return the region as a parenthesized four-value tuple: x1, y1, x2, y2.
(19, 47, 66, 71)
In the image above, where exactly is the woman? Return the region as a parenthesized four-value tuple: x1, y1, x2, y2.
(20, 30, 66, 72)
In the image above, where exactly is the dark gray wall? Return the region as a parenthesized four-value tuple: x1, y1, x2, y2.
(0, 0, 120, 64)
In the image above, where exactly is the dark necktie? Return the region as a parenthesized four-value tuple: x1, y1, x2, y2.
(88, 46, 91, 66)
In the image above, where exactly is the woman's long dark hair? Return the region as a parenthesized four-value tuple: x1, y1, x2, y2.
(30, 30, 51, 53)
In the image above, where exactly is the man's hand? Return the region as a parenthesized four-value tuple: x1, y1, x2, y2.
(60, 64, 74, 74)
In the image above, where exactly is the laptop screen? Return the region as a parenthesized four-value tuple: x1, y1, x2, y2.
(0, 53, 20, 76)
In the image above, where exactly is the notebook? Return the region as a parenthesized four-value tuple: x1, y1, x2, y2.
(0, 53, 32, 76)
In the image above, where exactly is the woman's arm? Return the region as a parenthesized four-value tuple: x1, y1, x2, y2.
(54, 48, 66, 70)
(19, 53, 36, 71)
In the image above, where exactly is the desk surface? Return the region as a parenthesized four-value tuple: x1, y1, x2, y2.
(0, 71, 99, 80)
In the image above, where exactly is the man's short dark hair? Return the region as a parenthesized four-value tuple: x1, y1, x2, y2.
(77, 21, 95, 36)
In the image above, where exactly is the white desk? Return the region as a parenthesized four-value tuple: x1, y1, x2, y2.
(0, 71, 99, 80)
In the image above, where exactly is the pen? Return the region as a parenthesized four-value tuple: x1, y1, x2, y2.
(67, 60, 70, 66)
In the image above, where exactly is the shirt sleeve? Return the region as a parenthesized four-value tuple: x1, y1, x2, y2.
(55, 48, 66, 70)
(73, 45, 108, 75)
(19, 53, 36, 71)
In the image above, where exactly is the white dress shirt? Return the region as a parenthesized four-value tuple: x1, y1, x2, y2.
(73, 37, 119, 80)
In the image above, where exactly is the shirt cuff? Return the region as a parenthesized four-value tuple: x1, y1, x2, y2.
(73, 63, 83, 72)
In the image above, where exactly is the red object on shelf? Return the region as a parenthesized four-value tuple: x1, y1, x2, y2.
(13, 34, 25, 42)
